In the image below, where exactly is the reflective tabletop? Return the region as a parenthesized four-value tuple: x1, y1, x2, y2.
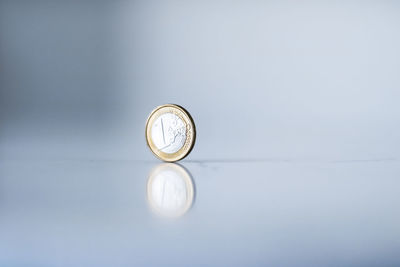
(1, 158, 399, 266)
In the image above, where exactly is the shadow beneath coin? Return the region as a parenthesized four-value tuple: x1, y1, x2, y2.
(147, 163, 196, 218)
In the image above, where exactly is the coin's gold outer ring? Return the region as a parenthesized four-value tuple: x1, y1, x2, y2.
(147, 163, 195, 218)
(145, 104, 196, 162)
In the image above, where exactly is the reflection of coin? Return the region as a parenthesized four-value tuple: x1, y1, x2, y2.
(147, 163, 195, 218)
(145, 104, 196, 162)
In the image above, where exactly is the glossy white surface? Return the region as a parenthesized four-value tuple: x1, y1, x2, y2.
(0, 159, 399, 266)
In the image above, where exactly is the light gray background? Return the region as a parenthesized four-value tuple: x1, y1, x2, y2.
(0, 1, 399, 266)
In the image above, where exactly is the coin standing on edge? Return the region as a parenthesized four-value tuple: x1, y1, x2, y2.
(145, 104, 196, 162)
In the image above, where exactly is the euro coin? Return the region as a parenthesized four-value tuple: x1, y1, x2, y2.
(145, 104, 196, 162)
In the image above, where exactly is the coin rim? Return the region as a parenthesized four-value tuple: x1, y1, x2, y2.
(147, 163, 195, 218)
(145, 104, 196, 162)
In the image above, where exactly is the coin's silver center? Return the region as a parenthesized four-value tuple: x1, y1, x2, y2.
(151, 112, 187, 154)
